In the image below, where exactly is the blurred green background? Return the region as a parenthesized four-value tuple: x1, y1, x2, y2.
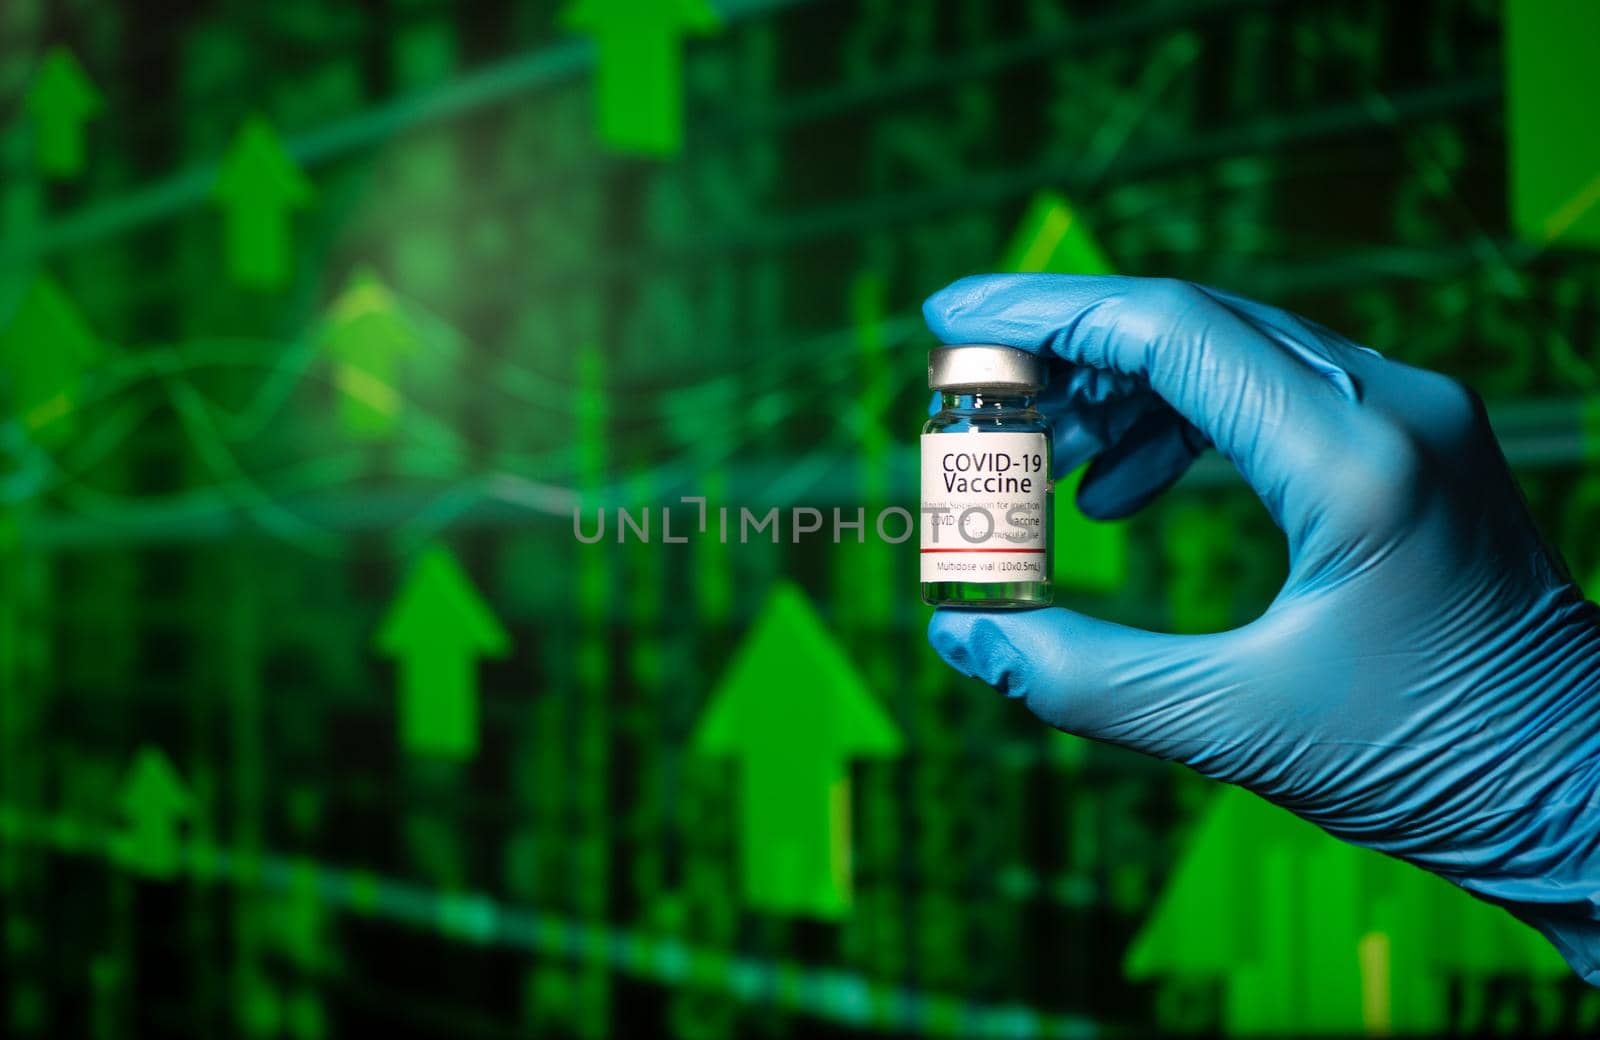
(1, 0, 1599, 1036)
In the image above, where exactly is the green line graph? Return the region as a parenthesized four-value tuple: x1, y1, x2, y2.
(0, 802, 1102, 1038)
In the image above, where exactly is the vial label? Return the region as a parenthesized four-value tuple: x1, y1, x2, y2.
(920, 431, 1050, 583)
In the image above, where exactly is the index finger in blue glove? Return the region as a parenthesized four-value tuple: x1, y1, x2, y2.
(923, 274, 1366, 533)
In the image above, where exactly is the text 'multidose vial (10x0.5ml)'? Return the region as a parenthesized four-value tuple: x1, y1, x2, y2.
(920, 345, 1054, 608)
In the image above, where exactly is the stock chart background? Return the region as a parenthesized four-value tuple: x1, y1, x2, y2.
(2, 0, 1599, 1036)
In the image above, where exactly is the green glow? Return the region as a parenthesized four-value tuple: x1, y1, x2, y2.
(319, 267, 421, 439)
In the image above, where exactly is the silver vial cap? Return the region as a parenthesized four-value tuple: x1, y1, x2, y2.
(927, 344, 1046, 392)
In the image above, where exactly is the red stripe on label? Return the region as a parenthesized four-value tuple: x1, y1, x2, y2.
(919, 548, 1047, 554)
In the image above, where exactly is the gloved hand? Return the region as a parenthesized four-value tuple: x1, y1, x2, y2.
(923, 274, 1600, 982)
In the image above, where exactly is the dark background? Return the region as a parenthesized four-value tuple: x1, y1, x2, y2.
(1, 0, 1598, 1036)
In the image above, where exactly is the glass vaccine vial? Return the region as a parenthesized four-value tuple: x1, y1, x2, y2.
(920, 345, 1053, 608)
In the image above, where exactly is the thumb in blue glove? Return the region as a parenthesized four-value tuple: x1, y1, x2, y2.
(923, 274, 1600, 982)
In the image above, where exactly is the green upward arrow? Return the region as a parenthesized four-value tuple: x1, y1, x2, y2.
(999, 191, 1125, 593)
(319, 267, 422, 439)
(562, 0, 720, 156)
(999, 190, 1116, 276)
(25, 46, 102, 179)
(212, 117, 313, 291)
(0, 274, 103, 442)
(1127, 785, 1567, 1035)
(1506, 1, 1600, 247)
(115, 746, 193, 879)
(692, 583, 902, 918)
(375, 545, 510, 760)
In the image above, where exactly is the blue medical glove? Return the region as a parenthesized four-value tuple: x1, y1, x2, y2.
(923, 274, 1600, 982)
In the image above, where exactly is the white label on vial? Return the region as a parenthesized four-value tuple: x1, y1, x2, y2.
(920, 430, 1050, 583)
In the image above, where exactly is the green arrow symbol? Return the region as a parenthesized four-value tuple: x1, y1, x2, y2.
(319, 267, 422, 439)
(1506, 0, 1600, 247)
(999, 190, 1115, 277)
(1127, 785, 1566, 1034)
(0, 274, 103, 442)
(999, 191, 1125, 593)
(115, 746, 193, 879)
(24, 46, 102, 179)
(375, 545, 510, 760)
(212, 117, 313, 291)
(692, 583, 902, 918)
(562, 0, 720, 156)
